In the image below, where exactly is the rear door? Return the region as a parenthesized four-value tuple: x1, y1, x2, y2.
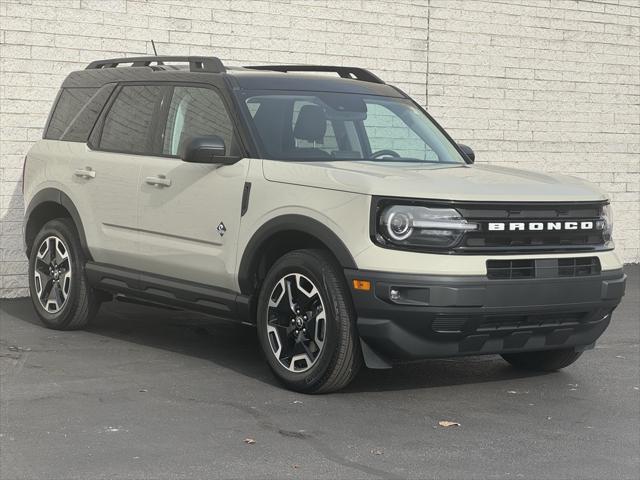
(72, 84, 165, 267)
(136, 84, 250, 290)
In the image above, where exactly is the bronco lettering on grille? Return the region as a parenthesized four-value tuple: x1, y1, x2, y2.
(488, 221, 598, 231)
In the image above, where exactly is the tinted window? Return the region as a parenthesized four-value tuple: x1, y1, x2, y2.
(241, 91, 465, 164)
(45, 88, 98, 140)
(162, 86, 234, 156)
(59, 84, 115, 142)
(99, 85, 163, 154)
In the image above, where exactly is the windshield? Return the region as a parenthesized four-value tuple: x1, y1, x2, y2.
(237, 90, 467, 164)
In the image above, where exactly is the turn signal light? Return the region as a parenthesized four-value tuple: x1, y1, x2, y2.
(352, 279, 371, 291)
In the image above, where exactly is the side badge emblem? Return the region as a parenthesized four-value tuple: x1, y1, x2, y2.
(217, 222, 226, 237)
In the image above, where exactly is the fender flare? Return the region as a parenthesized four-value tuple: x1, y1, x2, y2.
(24, 188, 91, 259)
(237, 214, 357, 294)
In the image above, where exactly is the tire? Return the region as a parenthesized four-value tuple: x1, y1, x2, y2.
(256, 249, 362, 393)
(501, 348, 583, 372)
(28, 218, 100, 330)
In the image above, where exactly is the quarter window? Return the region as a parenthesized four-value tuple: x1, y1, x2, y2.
(162, 86, 234, 156)
(99, 85, 163, 154)
(45, 88, 98, 140)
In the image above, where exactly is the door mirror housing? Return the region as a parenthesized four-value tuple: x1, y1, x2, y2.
(458, 143, 475, 163)
(181, 135, 238, 165)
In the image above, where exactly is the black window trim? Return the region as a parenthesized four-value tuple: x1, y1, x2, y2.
(88, 80, 249, 160)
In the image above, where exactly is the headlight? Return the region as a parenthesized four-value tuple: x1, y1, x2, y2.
(602, 203, 613, 241)
(377, 205, 478, 249)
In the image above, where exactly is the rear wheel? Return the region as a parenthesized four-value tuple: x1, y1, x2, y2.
(256, 249, 362, 393)
(28, 218, 99, 330)
(501, 348, 583, 372)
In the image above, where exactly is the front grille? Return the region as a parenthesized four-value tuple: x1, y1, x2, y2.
(487, 257, 600, 279)
(455, 202, 609, 253)
(486, 259, 535, 279)
(431, 311, 599, 334)
(558, 257, 601, 277)
(478, 312, 588, 332)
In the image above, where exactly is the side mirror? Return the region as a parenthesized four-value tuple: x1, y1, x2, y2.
(458, 143, 475, 163)
(181, 135, 237, 164)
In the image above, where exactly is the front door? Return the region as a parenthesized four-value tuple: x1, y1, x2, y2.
(137, 85, 249, 290)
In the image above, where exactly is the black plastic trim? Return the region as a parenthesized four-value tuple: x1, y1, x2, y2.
(24, 188, 91, 259)
(241, 182, 251, 216)
(85, 262, 253, 323)
(345, 267, 626, 365)
(237, 214, 357, 294)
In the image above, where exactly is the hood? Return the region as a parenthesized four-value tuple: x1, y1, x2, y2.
(262, 161, 606, 202)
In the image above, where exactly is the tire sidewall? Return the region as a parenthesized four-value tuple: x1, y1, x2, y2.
(257, 252, 342, 391)
(28, 219, 84, 328)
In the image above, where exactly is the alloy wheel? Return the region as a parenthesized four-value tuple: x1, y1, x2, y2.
(33, 235, 72, 313)
(266, 273, 327, 373)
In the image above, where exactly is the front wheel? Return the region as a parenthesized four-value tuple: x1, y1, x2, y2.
(501, 348, 583, 372)
(256, 249, 362, 393)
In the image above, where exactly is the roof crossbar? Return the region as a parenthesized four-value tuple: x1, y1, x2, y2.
(243, 64, 385, 84)
(85, 56, 225, 73)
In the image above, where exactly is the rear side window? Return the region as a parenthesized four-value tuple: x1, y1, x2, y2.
(98, 85, 163, 154)
(44, 88, 98, 140)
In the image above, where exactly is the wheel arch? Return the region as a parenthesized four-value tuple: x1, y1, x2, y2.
(24, 188, 91, 259)
(237, 214, 357, 295)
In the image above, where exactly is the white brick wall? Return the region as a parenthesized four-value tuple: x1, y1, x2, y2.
(0, 0, 638, 298)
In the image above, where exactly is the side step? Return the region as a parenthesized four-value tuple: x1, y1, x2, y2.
(85, 262, 254, 324)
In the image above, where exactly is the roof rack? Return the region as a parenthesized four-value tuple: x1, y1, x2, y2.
(243, 64, 385, 84)
(85, 56, 226, 73)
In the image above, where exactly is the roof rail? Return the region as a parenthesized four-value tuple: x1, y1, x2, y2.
(243, 64, 385, 84)
(85, 56, 226, 73)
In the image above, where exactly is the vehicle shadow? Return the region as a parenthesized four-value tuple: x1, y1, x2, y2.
(3, 298, 546, 393)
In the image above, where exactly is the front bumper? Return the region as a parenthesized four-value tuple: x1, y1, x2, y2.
(344, 268, 626, 368)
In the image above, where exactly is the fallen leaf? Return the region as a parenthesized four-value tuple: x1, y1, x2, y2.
(244, 437, 256, 445)
(507, 390, 517, 394)
(438, 420, 460, 428)
(370, 448, 384, 455)
(138, 389, 148, 393)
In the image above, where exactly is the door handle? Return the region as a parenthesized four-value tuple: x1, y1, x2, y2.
(145, 175, 172, 187)
(74, 167, 96, 179)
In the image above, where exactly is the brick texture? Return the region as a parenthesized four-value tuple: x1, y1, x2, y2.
(0, 0, 638, 298)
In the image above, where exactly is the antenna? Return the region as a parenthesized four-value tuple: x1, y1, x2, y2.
(151, 39, 158, 56)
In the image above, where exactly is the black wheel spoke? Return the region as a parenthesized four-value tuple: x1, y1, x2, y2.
(58, 257, 70, 270)
(47, 238, 56, 264)
(301, 340, 316, 362)
(35, 258, 50, 276)
(40, 279, 54, 303)
(53, 283, 64, 306)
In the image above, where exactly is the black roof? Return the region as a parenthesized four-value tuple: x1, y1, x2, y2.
(62, 56, 404, 98)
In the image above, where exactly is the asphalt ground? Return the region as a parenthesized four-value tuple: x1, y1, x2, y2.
(1, 265, 638, 479)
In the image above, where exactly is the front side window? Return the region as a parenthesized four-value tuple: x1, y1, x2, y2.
(239, 90, 465, 164)
(162, 86, 234, 156)
(99, 85, 163, 154)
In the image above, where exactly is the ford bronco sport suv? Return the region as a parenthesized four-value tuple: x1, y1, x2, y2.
(23, 56, 626, 392)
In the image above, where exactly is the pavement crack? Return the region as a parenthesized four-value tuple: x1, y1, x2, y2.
(223, 401, 402, 480)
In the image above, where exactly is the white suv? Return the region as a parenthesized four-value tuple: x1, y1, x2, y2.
(23, 56, 626, 392)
